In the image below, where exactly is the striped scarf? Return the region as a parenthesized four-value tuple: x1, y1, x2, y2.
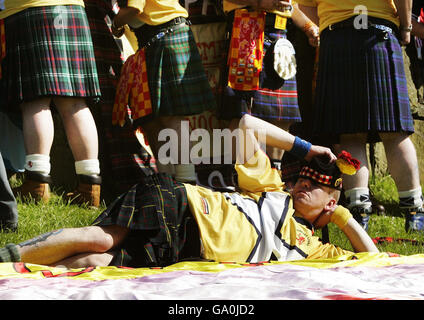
(112, 48, 152, 126)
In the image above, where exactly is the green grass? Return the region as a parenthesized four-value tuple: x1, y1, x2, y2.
(2, 174, 424, 257)
(0, 192, 102, 248)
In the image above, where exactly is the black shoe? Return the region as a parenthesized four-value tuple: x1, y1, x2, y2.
(350, 206, 372, 231)
(404, 207, 424, 232)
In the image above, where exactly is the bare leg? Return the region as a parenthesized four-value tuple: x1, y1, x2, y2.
(53, 97, 98, 161)
(18, 225, 128, 266)
(380, 132, 420, 192)
(52, 252, 116, 268)
(21, 97, 54, 156)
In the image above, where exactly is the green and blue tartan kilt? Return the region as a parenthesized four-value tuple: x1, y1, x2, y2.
(0, 5, 101, 109)
(313, 17, 414, 143)
(92, 173, 199, 267)
(219, 18, 301, 122)
(132, 21, 216, 125)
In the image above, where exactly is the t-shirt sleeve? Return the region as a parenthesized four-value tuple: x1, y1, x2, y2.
(235, 149, 284, 193)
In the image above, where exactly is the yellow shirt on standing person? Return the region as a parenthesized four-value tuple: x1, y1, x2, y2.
(296, 0, 400, 33)
(125, 0, 188, 26)
(0, 0, 85, 19)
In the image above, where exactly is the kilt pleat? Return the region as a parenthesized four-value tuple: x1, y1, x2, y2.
(1, 5, 101, 108)
(313, 22, 414, 142)
(133, 23, 216, 121)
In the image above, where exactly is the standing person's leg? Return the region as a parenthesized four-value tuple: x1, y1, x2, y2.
(335, 133, 373, 230)
(14, 98, 54, 203)
(381, 132, 423, 231)
(54, 97, 102, 207)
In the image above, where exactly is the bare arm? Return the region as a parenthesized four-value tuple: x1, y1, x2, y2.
(315, 206, 379, 253)
(342, 218, 379, 252)
(298, 4, 319, 25)
(291, 3, 320, 47)
(112, 7, 143, 37)
(393, 0, 413, 45)
(237, 114, 336, 164)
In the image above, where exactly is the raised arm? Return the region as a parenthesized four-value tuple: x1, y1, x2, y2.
(237, 114, 336, 164)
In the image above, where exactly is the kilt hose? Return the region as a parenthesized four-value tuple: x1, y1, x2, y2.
(92, 173, 200, 267)
(0, 5, 101, 109)
(313, 17, 414, 144)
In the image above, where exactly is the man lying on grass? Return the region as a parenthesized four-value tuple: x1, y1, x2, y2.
(0, 114, 378, 267)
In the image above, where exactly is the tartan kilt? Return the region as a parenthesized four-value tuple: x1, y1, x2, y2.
(313, 18, 414, 143)
(92, 173, 197, 267)
(0, 5, 101, 109)
(132, 22, 216, 125)
(219, 19, 301, 122)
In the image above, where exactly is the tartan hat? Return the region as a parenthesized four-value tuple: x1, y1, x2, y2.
(298, 151, 361, 190)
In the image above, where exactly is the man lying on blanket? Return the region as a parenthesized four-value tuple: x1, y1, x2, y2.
(0, 115, 378, 267)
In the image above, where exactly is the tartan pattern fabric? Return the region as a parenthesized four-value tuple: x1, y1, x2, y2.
(0, 5, 101, 108)
(92, 173, 191, 267)
(219, 20, 301, 122)
(251, 29, 300, 121)
(299, 166, 333, 187)
(112, 48, 152, 126)
(227, 9, 265, 91)
(132, 22, 216, 122)
(313, 20, 414, 143)
(84, 0, 156, 197)
(0, 19, 5, 79)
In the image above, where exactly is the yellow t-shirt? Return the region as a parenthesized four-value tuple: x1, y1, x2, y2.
(0, 0, 84, 19)
(184, 149, 351, 263)
(296, 0, 399, 33)
(126, 0, 188, 26)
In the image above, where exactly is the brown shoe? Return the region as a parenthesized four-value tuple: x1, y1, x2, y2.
(13, 171, 51, 203)
(65, 174, 101, 208)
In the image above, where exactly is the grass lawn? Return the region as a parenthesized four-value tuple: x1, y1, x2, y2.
(1, 174, 424, 257)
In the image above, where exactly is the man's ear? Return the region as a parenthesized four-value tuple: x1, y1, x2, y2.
(324, 197, 338, 213)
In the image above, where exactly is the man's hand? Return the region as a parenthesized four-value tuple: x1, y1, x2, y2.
(305, 145, 337, 163)
(399, 29, 411, 45)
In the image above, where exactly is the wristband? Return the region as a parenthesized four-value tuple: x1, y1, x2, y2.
(289, 136, 312, 159)
(330, 206, 352, 229)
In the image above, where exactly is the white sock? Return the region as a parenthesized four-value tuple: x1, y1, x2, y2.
(75, 159, 100, 176)
(345, 187, 372, 209)
(24, 154, 50, 174)
(398, 187, 423, 209)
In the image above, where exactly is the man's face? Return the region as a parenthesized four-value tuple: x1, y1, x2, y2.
(291, 177, 334, 224)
